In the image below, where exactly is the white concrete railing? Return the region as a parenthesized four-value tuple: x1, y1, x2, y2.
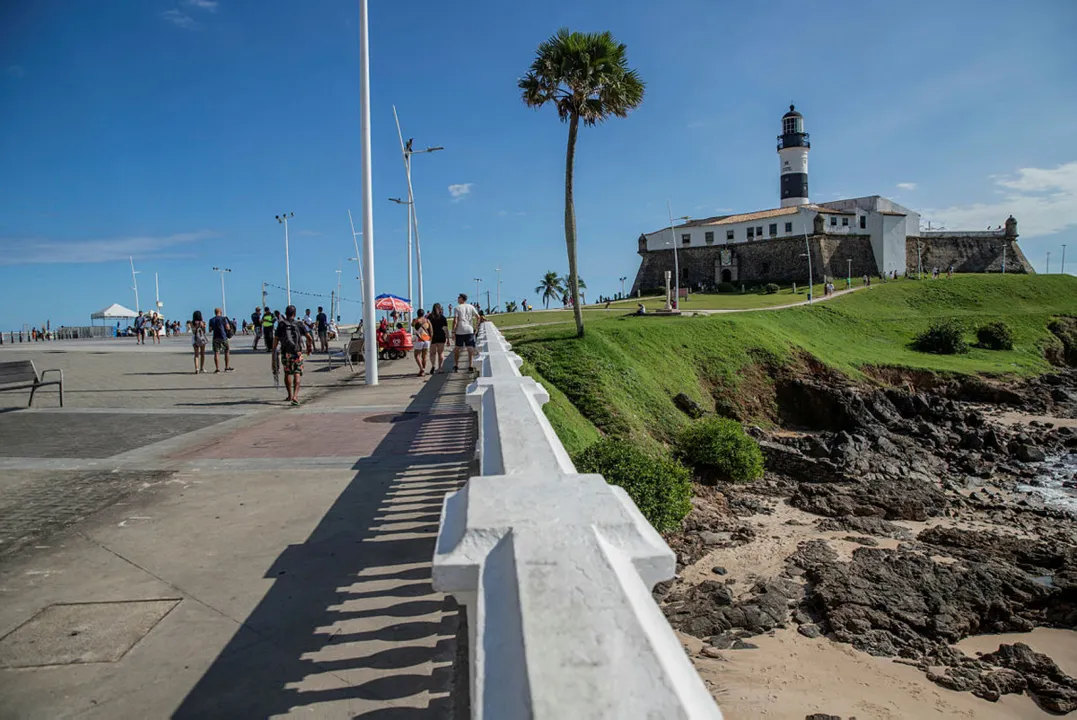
(433, 322, 723, 719)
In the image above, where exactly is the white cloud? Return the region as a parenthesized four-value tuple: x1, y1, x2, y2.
(184, 0, 219, 10)
(161, 9, 196, 28)
(0, 231, 214, 266)
(896, 182, 917, 191)
(922, 162, 1077, 239)
(448, 183, 473, 202)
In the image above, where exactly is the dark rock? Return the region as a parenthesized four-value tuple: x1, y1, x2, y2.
(731, 639, 758, 649)
(699, 531, 733, 546)
(815, 515, 913, 540)
(708, 633, 736, 649)
(712, 566, 728, 575)
(791, 476, 948, 521)
(673, 392, 705, 419)
(664, 578, 799, 638)
(797, 623, 822, 638)
(1015, 444, 1047, 463)
(842, 535, 879, 547)
(980, 643, 1077, 714)
(804, 715, 842, 720)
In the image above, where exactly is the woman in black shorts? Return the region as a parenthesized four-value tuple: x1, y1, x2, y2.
(428, 303, 449, 373)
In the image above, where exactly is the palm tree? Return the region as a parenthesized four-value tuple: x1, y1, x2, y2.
(520, 29, 644, 337)
(535, 271, 564, 310)
(560, 275, 585, 306)
(505, 300, 519, 313)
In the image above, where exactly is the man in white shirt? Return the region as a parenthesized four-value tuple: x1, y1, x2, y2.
(452, 293, 481, 373)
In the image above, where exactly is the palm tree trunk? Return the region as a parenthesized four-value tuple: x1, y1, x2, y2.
(564, 112, 584, 337)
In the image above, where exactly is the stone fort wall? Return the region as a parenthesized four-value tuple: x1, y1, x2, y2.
(631, 234, 877, 294)
(631, 233, 1033, 294)
(906, 235, 1033, 275)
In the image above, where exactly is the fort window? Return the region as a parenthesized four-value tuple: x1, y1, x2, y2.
(830, 216, 837, 227)
(859, 215, 866, 229)
(769, 223, 778, 237)
(756, 226, 762, 236)
(785, 222, 793, 233)
(705, 231, 714, 244)
(681, 233, 691, 244)
(762, 262, 770, 275)
(726, 229, 734, 240)
(747, 227, 755, 239)
(842, 217, 849, 227)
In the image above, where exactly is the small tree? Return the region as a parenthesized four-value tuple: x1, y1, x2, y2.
(913, 320, 969, 355)
(534, 271, 564, 310)
(675, 417, 764, 485)
(977, 321, 1015, 351)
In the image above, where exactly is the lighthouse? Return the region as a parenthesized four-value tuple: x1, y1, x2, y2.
(778, 104, 810, 207)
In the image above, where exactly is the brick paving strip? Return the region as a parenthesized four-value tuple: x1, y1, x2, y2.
(0, 341, 473, 718)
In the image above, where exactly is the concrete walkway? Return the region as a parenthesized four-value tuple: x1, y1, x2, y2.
(0, 345, 473, 718)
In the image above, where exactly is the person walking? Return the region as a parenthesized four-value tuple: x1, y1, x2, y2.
(428, 303, 449, 373)
(411, 309, 433, 376)
(452, 293, 481, 373)
(261, 307, 275, 354)
(302, 308, 315, 343)
(208, 308, 235, 373)
(315, 306, 329, 354)
(134, 311, 146, 345)
(273, 305, 313, 406)
(191, 310, 208, 373)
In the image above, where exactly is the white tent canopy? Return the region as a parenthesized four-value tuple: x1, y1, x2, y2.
(91, 303, 139, 320)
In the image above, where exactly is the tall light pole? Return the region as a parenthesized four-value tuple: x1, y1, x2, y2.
(667, 201, 690, 308)
(495, 266, 502, 313)
(1046, 251, 1051, 274)
(154, 272, 163, 312)
(619, 276, 627, 297)
(1062, 244, 1067, 275)
(358, 0, 377, 386)
(213, 267, 232, 315)
(129, 257, 141, 312)
(389, 196, 414, 309)
(846, 258, 852, 290)
(393, 105, 442, 314)
(347, 210, 365, 302)
(335, 265, 343, 320)
(801, 216, 814, 304)
(275, 212, 294, 305)
(473, 277, 482, 305)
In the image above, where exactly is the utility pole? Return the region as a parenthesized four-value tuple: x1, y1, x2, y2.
(129, 257, 141, 312)
(388, 196, 414, 312)
(485, 290, 491, 314)
(802, 219, 814, 303)
(495, 266, 502, 313)
(667, 201, 690, 308)
(275, 212, 294, 305)
(213, 267, 232, 315)
(335, 265, 343, 320)
(154, 272, 163, 312)
(359, 0, 378, 385)
(619, 276, 627, 297)
(393, 106, 442, 314)
(473, 277, 482, 304)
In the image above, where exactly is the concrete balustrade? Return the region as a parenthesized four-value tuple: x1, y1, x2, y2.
(433, 322, 723, 719)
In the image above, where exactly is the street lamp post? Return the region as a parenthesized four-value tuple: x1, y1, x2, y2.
(129, 257, 141, 312)
(393, 106, 442, 314)
(155, 272, 163, 312)
(495, 266, 502, 313)
(358, 0, 377, 386)
(619, 276, 627, 298)
(473, 277, 482, 305)
(212, 267, 232, 315)
(846, 258, 852, 290)
(275, 212, 294, 305)
(389, 197, 414, 312)
(347, 210, 365, 302)
(667, 201, 690, 309)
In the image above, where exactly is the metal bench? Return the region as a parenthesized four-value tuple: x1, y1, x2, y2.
(0, 360, 64, 407)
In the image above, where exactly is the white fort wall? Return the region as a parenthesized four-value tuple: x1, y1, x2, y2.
(432, 322, 724, 720)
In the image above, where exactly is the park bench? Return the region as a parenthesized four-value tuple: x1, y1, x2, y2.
(0, 360, 64, 407)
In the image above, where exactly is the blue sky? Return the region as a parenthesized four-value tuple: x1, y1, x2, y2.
(1, 0, 1075, 330)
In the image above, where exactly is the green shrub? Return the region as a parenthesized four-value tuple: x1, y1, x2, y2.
(717, 282, 737, 294)
(976, 321, 1015, 351)
(913, 320, 969, 355)
(764, 283, 780, 295)
(675, 417, 764, 484)
(573, 439, 692, 532)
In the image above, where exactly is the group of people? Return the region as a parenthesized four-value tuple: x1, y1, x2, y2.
(376, 293, 482, 377)
(132, 311, 184, 344)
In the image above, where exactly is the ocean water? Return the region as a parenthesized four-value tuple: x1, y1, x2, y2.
(1017, 452, 1077, 515)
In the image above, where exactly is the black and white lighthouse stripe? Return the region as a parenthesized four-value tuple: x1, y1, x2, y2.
(780, 173, 809, 203)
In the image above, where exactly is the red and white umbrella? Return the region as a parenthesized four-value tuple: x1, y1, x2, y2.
(374, 294, 412, 312)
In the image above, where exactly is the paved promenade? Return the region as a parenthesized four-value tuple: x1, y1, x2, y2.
(0, 338, 473, 718)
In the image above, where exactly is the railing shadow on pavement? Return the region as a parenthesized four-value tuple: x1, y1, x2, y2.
(172, 373, 474, 719)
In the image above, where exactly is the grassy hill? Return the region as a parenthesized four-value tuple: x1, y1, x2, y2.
(506, 274, 1077, 455)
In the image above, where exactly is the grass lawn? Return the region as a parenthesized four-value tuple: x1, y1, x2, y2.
(502, 274, 1077, 454)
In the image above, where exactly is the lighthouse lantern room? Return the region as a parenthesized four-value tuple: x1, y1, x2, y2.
(778, 104, 810, 207)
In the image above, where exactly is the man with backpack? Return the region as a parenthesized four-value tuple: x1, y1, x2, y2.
(273, 304, 314, 406)
(208, 307, 235, 373)
(315, 305, 329, 353)
(261, 306, 275, 353)
(251, 307, 263, 350)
